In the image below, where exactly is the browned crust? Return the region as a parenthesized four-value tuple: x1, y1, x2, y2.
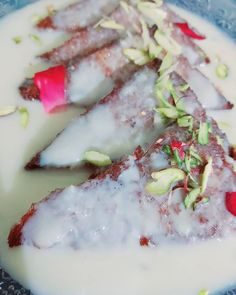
(19, 79, 40, 101)
(36, 16, 55, 30)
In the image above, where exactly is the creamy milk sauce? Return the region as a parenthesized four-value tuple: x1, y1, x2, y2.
(0, 1, 236, 295)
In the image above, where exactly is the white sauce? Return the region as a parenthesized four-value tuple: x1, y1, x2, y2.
(41, 67, 158, 167)
(0, 1, 236, 295)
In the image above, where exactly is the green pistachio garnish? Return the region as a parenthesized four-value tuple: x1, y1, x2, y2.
(84, 151, 112, 167)
(184, 187, 201, 209)
(18, 107, 29, 128)
(156, 107, 179, 119)
(154, 29, 182, 56)
(120, 1, 130, 13)
(149, 40, 162, 59)
(173, 150, 183, 168)
(201, 157, 212, 194)
(146, 168, 185, 196)
(140, 19, 150, 50)
(162, 145, 172, 156)
(12, 36, 22, 44)
(189, 147, 202, 163)
(29, 34, 41, 44)
(198, 122, 209, 145)
(215, 63, 228, 79)
(159, 52, 173, 74)
(137, 2, 166, 27)
(99, 19, 125, 31)
(198, 289, 209, 295)
(179, 83, 190, 92)
(123, 48, 151, 65)
(0, 105, 17, 117)
(177, 115, 193, 130)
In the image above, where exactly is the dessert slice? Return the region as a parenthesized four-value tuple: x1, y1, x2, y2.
(20, 36, 140, 107)
(8, 120, 236, 249)
(36, 0, 120, 31)
(25, 59, 215, 170)
(39, 4, 141, 64)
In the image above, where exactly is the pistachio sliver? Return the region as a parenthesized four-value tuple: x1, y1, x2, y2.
(120, 1, 130, 13)
(149, 40, 162, 59)
(215, 63, 228, 79)
(159, 52, 173, 73)
(19, 107, 30, 128)
(156, 107, 179, 119)
(198, 122, 209, 145)
(0, 105, 17, 117)
(201, 157, 213, 194)
(100, 19, 125, 31)
(140, 18, 150, 49)
(146, 168, 185, 196)
(137, 2, 166, 27)
(177, 115, 193, 130)
(198, 289, 209, 295)
(184, 187, 201, 209)
(123, 48, 151, 65)
(154, 30, 182, 56)
(12, 36, 22, 44)
(84, 151, 112, 167)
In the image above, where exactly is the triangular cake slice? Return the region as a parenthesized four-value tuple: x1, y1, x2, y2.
(36, 0, 120, 31)
(8, 119, 236, 249)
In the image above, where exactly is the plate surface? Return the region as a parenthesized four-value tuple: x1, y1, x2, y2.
(0, 0, 235, 294)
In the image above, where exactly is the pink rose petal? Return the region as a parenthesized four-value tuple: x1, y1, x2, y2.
(34, 65, 67, 113)
(175, 22, 206, 40)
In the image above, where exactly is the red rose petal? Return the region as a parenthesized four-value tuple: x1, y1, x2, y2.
(170, 141, 185, 160)
(34, 65, 67, 113)
(175, 22, 206, 40)
(225, 192, 236, 216)
(139, 236, 149, 247)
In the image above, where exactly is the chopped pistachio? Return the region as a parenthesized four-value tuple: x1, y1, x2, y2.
(146, 168, 185, 196)
(201, 157, 212, 194)
(159, 52, 173, 73)
(184, 187, 201, 209)
(162, 145, 172, 156)
(156, 107, 179, 119)
(198, 122, 209, 145)
(177, 115, 193, 130)
(148, 40, 162, 59)
(84, 151, 112, 167)
(18, 107, 29, 128)
(100, 19, 125, 31)
(137, 2, 166, 27)
(179, 83, 190, 92)
(215, 63, 228, 79)
(140, 19, 150, 50)
(166, 79, 179, 104)
(0, 105, 17, 117)
(154, 30, 182, 56)
(120, 1, 130, 13)
(185, 156, 191, 173)
(12, 36, 22, 44)
(198, 289, 209, 295)
(173, 150, 183, 168)
(29, 34, 41, 44)
(123, 48, 151, 65)
(189, 147, 202, 163)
